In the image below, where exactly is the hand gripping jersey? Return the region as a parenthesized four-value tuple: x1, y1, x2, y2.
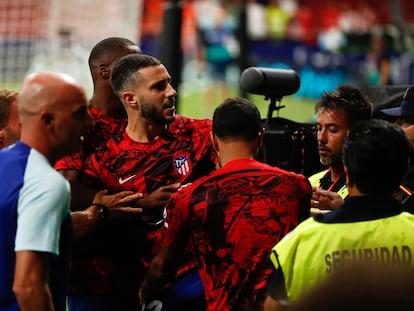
(269, 196, 414, 302)
(70, 115, 217, 296)
(163, 158, 312, 311)
(0, 142, 73, 311)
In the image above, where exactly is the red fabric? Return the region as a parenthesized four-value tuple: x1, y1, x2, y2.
(54, 105, 126, 176)
(70, 115, 217, 296)
(163, 158, 312, 311)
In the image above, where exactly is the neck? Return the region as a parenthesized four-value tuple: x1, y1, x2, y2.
(217, 141, 257, 167)
(89, 88, 126, 120)
(347, 184, 364, 197)
(329, 163, 345, 182)
(125, 117, 167, 142)
(20, 135, 54, 164)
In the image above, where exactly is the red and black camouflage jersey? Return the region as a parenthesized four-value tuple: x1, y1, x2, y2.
(70, 115, 217, 296)
(83, 115, 217, 193)
(54, 105, 126, 179)
(163, 158, 312, 311)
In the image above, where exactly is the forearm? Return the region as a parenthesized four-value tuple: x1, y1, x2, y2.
(71, 205, 102, 241)
(141, 259, 171, 303)
(140, 253, 177, 304)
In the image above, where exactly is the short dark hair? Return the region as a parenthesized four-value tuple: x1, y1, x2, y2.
(0, 89, 18, 128)
(88, 37, 141, 71)
(111, 54, 162, 96)
(343, 119, 409, 195)
(213, 97, 262, 142)
(316, 85, 373, 129)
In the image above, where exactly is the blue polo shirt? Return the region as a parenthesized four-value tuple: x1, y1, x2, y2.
(0, 142, 73, 311)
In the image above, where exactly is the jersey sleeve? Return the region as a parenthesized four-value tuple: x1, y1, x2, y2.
(82, 153, 105, 190)
(16, 152, 71, 256)
(298, 175, 313, 222)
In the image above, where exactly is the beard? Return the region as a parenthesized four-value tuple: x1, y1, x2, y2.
(140, 101, 175, 125)
(320, 152, 343, 167)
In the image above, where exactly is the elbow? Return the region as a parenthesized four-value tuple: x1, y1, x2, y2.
(13, 282, 35, 305)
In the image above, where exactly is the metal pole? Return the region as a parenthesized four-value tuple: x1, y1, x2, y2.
(160, 0, 183, 110)
(237, 0, 249, 98)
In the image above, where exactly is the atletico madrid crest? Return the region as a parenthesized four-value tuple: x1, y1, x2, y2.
(174, 156, 191, 176)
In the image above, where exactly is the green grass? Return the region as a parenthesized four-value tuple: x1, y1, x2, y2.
(177, 86, 317, 124)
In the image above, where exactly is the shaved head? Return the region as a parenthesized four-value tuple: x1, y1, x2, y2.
(18, 71, 91, 163)
(18, 72, 86, 117)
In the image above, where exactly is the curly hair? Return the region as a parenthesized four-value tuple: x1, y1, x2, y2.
(315, 85, 373, 128)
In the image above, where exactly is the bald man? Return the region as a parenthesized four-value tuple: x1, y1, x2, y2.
(0, 72, 92, 311)
(0, 89, 20, 149)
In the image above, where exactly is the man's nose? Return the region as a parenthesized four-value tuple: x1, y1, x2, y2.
(317, 128, 327, 144)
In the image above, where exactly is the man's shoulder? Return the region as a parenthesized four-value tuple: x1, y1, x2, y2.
(87, 105, 126, 136)
(269, 164, 311, 180)
(0, 142, 30, 164)
(275, 217, 322, 248)
(27, 153, 68, 189)
(262, 163, 312, 192)
(308, 169, 329, 179)
(308, 169, 329, 185)
(169, 115, 212, 132)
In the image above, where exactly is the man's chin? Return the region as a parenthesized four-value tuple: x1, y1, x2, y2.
(319, 158, 331, 166)
(165, 115, 176, 124)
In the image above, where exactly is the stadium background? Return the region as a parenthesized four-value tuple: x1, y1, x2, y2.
(1, 0, 414, 123)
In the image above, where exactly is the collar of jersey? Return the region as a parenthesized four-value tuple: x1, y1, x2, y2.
(314, 195, 403, 224)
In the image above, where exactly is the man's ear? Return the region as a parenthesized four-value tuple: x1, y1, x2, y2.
(122, 91, 138, 109)
(40, 111, 54, 129)
(210, 131, 219, 152)
(0, 128, 5, 149)
(99, 64, 110, 79)
(257, 127, 265, 150)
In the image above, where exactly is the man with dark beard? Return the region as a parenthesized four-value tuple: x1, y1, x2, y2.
(82, 54, 218, 310)
(308, 85, 372, 213)
(265, 119, 414, 311)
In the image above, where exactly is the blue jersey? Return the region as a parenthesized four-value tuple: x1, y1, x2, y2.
(0, 142, 73, 311)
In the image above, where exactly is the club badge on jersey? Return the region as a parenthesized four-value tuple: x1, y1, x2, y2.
(174, 156, 191, 176)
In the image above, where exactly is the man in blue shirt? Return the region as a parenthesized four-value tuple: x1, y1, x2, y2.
(0, 71, 92, 311)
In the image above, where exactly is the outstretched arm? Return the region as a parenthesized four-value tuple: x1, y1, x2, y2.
(71, 190, 143, 241)
(135, 183, 181, 211)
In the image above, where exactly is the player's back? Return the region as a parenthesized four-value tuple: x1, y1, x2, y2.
(182, 158, 312, 311)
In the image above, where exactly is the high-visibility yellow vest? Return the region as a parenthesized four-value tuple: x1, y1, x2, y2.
(308, 169, 348, 199)
(270, 212, 414, 301)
